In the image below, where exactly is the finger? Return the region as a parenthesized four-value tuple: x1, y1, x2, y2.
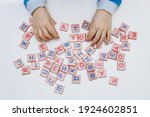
(106, 29, 111, 44)
(34, 28, 42, 42)
(41, 26, 53, 40)
(90, 29, 102, 46)
(46, 22, 59, 38)
(96, 30, 107, 48)
(87, 25, 97, 41)
(37, 28, 49, 41)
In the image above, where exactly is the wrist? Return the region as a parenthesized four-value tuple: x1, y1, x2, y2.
(32, 6, 46, 16)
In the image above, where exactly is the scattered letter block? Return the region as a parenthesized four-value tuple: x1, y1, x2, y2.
(65, 49, 74, 58)
(97, 69, 107, 78)
(121, 42, 130, 51)
(27, 54, 36, 62)
(37, 52, 46, 61)
(116, 53, 125, 62)
(81, 20, 91, 30)
(99, 52, 107, 61)
(71, 24, 80, 33)
(60, 64, 69, 73)
(60, 23, 69, 32)
(120, 33, 128, 42)
(117, 62, 126, 71)
(19, 22, 30, 32)
(55, 44, 65, 55)
(19, 39, 30, 49)
(112, 43, 121, 53)
(21, 66, 31, 75)
(14, 58, 24, 69)
(85, 46, 95, 55)
(88, 71, 97, 81)
(23, 31, 33, 41)
(40, 67, 50, 78)
(54, 57, 64, 66)
(55, 84, 65, 95)
(82, 55, 93, 64)
(51, 64, 60, 74)
(56, 71, 66, 81)
(119, 23, 130, 33)
(77, 60, 86, 70)
(47, 50, 56, 60)
(68, 66, 77, 75)
(43, 59, 53, 70)
(74, 51, 85, 60)
(95, 60, 104, 69)
(73, 42, 82, 50)
(67, 58, 77, 66)
(128, 31, 137, 40)
(31, 62, 40, 70)
(63, 41, 72, 50)
(107, 51, 117, 60)
(109, 76, 119, 86)
(38, 43, 48, 52)
(111, 28, 120, 38)
(86, 63, 95, 72)
(72, 75, 81, 84)
(46, 75, 57, 86)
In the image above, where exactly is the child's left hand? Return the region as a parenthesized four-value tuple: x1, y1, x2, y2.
(87, 10, 112, 48)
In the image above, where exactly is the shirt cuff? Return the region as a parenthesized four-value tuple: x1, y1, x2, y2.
(97, 0, 118, 15)
(26, 0, 47, 14)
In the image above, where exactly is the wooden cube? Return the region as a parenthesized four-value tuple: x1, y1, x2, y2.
(65, 49, 74, 58)
(121, 42, 130, 51)
(72, 75, 81, 84)
(77, 33, 86, 42)
(23, 31, 33, 41)
(117, 62, 126, 71)
(43, 59, 53, 70)
(111, 28, 120, 38)
(47, 50, 56, 60)
(51, 64, 60, 74)
(69, 34, 78, 42)
(31, 62, 40, 70)
(21, 66, 31, 75)
(112, 43, 121, 53)
(55, 84, 65, 95)
(86, 63, 95, 72)
(68, 66, 77, 75)
(73, 42, 82, 50)
(60, 64, 69, 73)
(56, 71, 66, 81)
(27, 54, 36, 62)
(55, 44, 65, 55)
(95, 60, 104, 69)
(128, 31, 137, 40)
(63, 41, 72, 50)
(97, 69, 107, 78)
(40, 67, 50, 78)
(82, 55, 93, 64)
(116, 53, 125, 62)
(71, 24, 80, 33)
(19, 22, 30, 32)
(85, 46, 95, 55)
(119, 23, 130, 33)
(107, 51, 117, 60)
(81, 20, 91, 30)
(38, 43, 48, 52)
(87, 71, 97, 81)
(14, 58, 24, 69)
(59, 22, 69, 32)
(46, 75, 57, 86)
(74, 51, 85, 60)
(77, 60, 86, 70)
(54, 57, 64, 66)
(99, 52, 108, 61)
(109, 76, 119, 86)
(19, 39, 30, 49)
(37, 52, 47, 61)
(120, 33, 128, 42)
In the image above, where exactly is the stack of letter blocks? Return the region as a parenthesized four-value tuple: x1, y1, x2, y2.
(14, 19, 137, 95)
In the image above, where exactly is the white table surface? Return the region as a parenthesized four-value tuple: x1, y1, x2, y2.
(0, 0, 150, 100)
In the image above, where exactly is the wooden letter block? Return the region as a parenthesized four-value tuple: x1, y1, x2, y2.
(128, 31, 137, 40)
(87, 71, 97, 81)
(71, 24, 80, 33)
(55, 84, 65, 95)
(121, 42, 130, 51)
(19, 22, 30, 32)
(72, 75, 81, 84)
(54, 57, 64, 66)
(99, 52, 108, 61)
(67, 58, 77, 66)
(31, 62, 40, 70)
(119, 23, 130, 33)
(117, 62, 126, 71)
(51, 64, 60, 74)
(38, 43, 48, 52)
(46, 75, 57, 86)
(74, 51, 85, 60)
(81, 20, 91, 30)
(86, 63, 95, 72)
(60, 64, 69, 73)
(77, 60, 86, 70)
(19, 39, 30, 49)
(14, 58, 24, 69)
(120, 33, 128, 42)
(40, 67, 50, 78)
(65, 49, 74, 58)
(43, 59, 53, 70)
(56, 71, 66, 81)
(97, 69, 107, 78)
(111, 28, 120, 38)
(21, 66, 31, 75)
(63, 41, 72, 50)
(109, 76, 119, 86)
(107, 51, 117, 60)
(116, 53, 125, 62)
(27, 54, 36, 62)
(37, 52, 46, 61)
(47, 50, 56, 60)
(55, 44, 65, 55)
(23, 31, 33, 41)
(95, 60, 104, 69)
(73, 42, 82, 50)
(77, 33, 86, 42)
(85, 46, 95, 56)
(112, 43, 121, 53)
(82, 55, 93, 64)
(59, 23, 69, 32)
(69, 34, 78, 42)
(68, 66, 77, 75)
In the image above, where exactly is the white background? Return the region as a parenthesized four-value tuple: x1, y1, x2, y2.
(0, 0, 150, 100)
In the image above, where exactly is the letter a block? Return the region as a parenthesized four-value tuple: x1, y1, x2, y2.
(59, 23, 69, 32)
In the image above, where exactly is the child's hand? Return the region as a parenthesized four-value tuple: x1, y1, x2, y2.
(87, 10, 112, 48)
(32, 7, 59, 42)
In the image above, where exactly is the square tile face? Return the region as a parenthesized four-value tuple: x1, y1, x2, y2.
(38, 43, 48, 52)
(63, 41, 72, 50)
(37, 52, 47, 62)
(55, 84, 65, 95)
(21, 66, 31, 75)
(77, 60, 85, 70)
(112, 43, 121, 53)
(111, 28, 120, 38)
(128, 31, 137, 40)
(14, 58, 24, 69)
(51, 64, 60, 74)
(47, 50, 56, 60)
(31, 62, 40, 70)
(87, 71, 97, 81)
(97, 69, 107, 78)
(71, 24, 80, 33)
(81, 20, 91, 30)
(109, 76, 119, 86)
(40, 67, 50, 78)
(74, 51, 85, 60)
(65, 49, 74, 58)
(19, 22, 30, 32)
(55, 44, 65, 55)
(107, 51, 117, 60)
(95, 60, 104, 69)
(85, 46, 95, 56)
(116, 53, 125, 62)
(99, 52, 108, 61)
(46, 76, 57, 86)
(59, 23, 69, 32)
(60, 64, 69, 73)
(56, 71, 66, 81)
(117, 62, 126, 71)
(67, 58, 77, 66)
(68, 66, 77, 75)
(86, 63, 95, 72)
(120, 33, 128, 42)
(27, 54, 36, 62)
(54, 57, 64, 66)
(121, 42, 130, 51)
(119, 23, 130, 33)
(73, 42, 82, 50)
(82, 55, 93, 64)
(23, 31, 33, 41)
(72, 75, 81, 84)
(77, 33, 86, 42)
(19, 39, 30, 49)
(43, 60, 53, 70)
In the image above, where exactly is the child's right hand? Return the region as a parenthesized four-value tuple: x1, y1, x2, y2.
(32, 7, 59, 42)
